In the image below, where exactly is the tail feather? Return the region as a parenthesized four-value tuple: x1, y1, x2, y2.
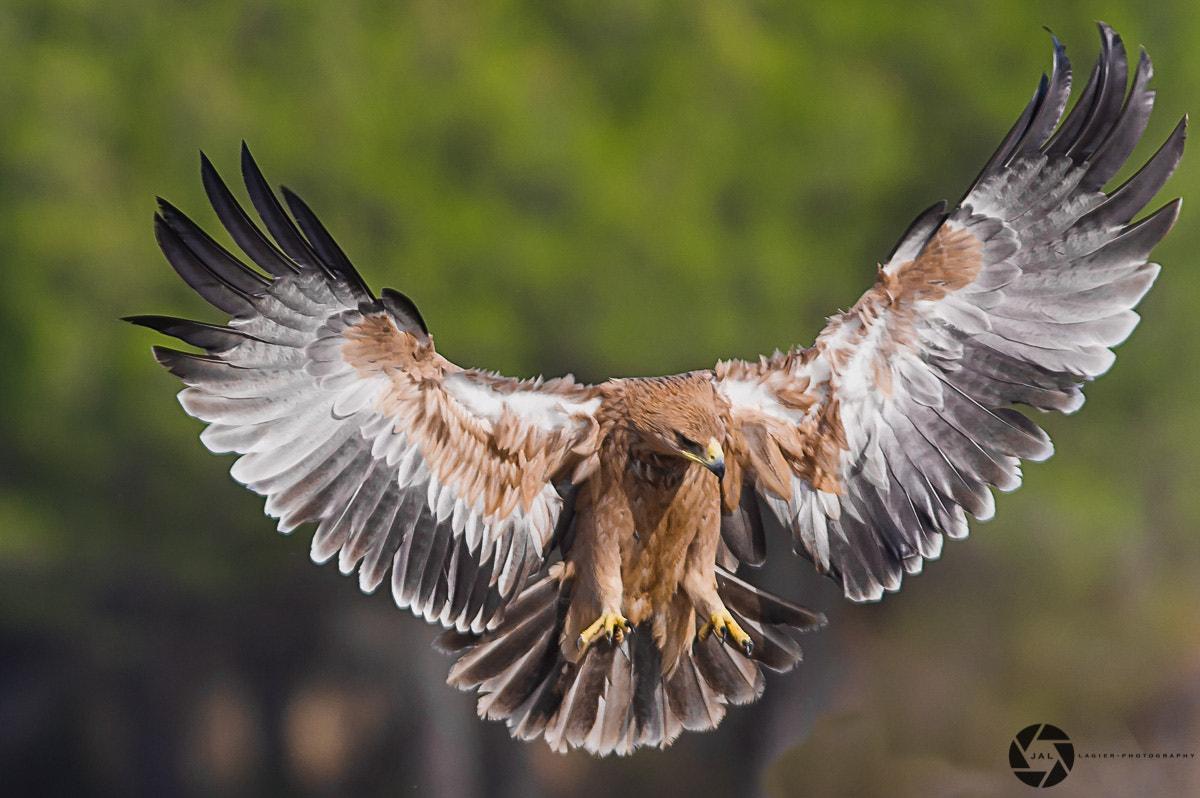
(440, 565, 826, 755)
(664, 652, 722, 731)
(693, 634, 762, 704)
(552, 642, 614, 745)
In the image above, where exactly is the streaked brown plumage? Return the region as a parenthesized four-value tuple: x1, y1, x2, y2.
(130, 24, 1183, 755)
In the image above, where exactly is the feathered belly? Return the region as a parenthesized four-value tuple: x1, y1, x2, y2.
(619, 468, 718, 625)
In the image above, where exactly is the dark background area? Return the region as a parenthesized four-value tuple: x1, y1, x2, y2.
(1, 2, 1197, 796)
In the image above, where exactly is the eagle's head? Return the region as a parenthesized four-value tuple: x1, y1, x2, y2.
(621, 374, 726, 479)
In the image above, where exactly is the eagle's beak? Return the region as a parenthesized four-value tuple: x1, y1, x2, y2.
(682, 437, 725, 480)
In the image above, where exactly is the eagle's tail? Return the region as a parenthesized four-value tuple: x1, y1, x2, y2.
(438, 564, 825, 755)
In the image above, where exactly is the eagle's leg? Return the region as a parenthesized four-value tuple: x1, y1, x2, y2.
(566, 495, 629, 655)
(682, 520, 754, 657)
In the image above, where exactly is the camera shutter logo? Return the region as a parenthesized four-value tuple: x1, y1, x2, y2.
(1009, 724, 1074, 788)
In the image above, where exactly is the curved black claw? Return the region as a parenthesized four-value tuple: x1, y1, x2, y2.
(577, 612, 630, 652)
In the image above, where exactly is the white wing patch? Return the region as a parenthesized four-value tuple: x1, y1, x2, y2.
(444, 372, 602, 433)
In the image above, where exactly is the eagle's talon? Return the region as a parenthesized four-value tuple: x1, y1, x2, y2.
(578, 611, 629, 652)
(699, 611, 754, 657)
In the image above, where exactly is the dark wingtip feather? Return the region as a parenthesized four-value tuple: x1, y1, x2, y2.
(151, 344, 219, 378)
(1147, 196, 1183, 237)
(1047, 62, 1100, 157)
(1081, 116, 1186, 229)
(1067, 22, 1129, 163)
(1016, 32, 1073, 157)
(240, 143, 323, 270)
(153, 211, 254, 316)
(156, 196, 270, 295)
(123, 314, 251, 352)
(963, 72, 1047, 198)
(279, 184, 373, 298)
(201, 150, 299, 277)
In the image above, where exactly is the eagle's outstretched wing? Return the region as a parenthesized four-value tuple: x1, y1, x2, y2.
(129, 145, 602, 632)
(714, 24, 1184, 601)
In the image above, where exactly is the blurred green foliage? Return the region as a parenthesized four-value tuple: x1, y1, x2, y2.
(0, 2, 1197, 796)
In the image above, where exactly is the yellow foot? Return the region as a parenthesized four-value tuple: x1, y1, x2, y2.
(576, 611, 631, 651)
(698, 611, 754, 657)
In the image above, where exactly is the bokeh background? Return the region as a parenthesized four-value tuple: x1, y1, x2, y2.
(1, 2, 1198, 796)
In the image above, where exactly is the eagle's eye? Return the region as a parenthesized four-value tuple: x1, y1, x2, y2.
(674, 432, 700, 453)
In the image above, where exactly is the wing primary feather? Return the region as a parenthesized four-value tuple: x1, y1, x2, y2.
(200, 151, 299, 276)
(153, 212, 255, 316)
(156, 197, 270, 293)
(1046, 56, 1102, 156)
(240, 142, 325, 273)
(1097, 198, 1182, 265)
(1066, 23, 1129, 163)
(1080, 48, 1156, 191)
(1015, 32, 1072, 157)
(123, 314, 253, 353)
(962, 73, 1046, 200)
(1078, 116, 1186, 230)
(280, 185, 373, 298)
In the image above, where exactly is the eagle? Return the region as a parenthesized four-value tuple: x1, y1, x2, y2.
(129, 23, 1182, 755)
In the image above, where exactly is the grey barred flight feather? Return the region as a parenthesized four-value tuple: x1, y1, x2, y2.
(130, 23, 1181, 755)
